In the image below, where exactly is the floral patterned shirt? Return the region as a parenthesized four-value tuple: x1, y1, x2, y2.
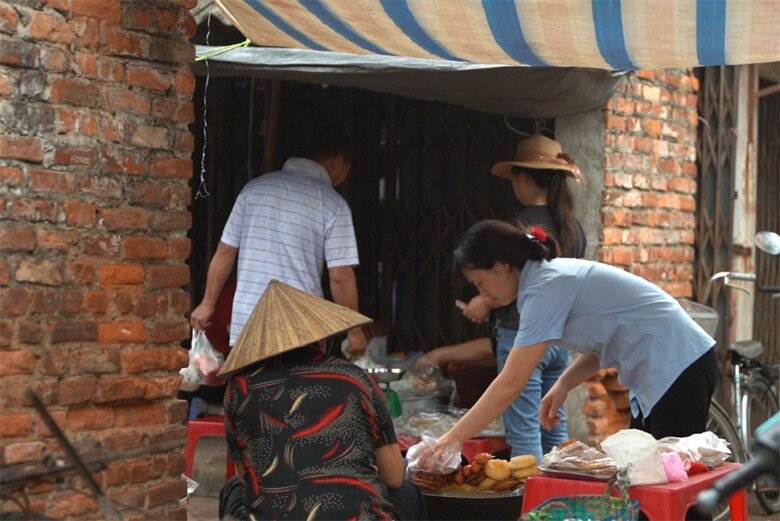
(224, 345, 397, 520)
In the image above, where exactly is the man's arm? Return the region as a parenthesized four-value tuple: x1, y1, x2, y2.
(191, 241, 238, 331)
(328, 265, 368, 357)
(422, 338, 494, 366)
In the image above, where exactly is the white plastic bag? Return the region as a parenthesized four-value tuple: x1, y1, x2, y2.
(178, 365, 200, 392)
(405, 434, 462, 476)
(601, 429, 668, 486)
(179, 330, 225, 390)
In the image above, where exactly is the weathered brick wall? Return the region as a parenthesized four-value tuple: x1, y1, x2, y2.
(599, 69, 699, 296)
(585, 69, 700, 445)
(0, 1, 196, 518)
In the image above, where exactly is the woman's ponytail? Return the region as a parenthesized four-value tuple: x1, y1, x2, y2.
(454, 220, 558, 276)
(521, 168, 576, 254)
(547, 172, 576, 253)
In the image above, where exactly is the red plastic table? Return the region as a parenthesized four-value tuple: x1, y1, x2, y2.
(520, 461, 748, 521)
(397, 433, 511, 463)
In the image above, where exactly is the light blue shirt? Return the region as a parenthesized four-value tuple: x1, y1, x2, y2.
(513, 258, 715, 418)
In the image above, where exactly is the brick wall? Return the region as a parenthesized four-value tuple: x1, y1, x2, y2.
(0, 1, 196, 518)
(584, 69, 700, 445)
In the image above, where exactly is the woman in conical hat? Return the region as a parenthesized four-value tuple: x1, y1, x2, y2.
(218, 281, 424, 521)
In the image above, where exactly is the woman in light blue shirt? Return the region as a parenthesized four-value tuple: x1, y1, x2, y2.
(434, 219, 717, 454)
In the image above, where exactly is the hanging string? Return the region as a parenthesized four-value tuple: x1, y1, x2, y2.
(503, 115, 531, 137)
(195, 11, 212, 200)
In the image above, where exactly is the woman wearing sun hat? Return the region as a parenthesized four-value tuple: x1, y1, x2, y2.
(217, 280, 424, 521)
(443, 135, 587, 462)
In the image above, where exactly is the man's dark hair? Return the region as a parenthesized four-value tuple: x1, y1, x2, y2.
(304, 124, 355, 163)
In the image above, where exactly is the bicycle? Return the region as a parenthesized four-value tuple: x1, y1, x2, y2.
(698, 411, 780, 516)
(680, 232, 780, 516)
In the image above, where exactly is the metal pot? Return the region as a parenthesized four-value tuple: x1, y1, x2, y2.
(400, 394, 449, 415)
(423, 489, 524, 521)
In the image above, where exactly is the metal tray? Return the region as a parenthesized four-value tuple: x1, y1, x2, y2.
(538, 466, 616, 482)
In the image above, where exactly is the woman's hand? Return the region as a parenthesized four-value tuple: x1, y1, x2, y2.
(459, 295, 493, 324)
(408, 431, 464, 474)
(539, 382, 569, 431)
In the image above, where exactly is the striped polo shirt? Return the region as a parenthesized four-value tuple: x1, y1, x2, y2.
(220, 158, 359, 345)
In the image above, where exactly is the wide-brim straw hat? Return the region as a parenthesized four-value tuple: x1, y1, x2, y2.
(491, 135, 582, 183)
(218, 280, 372, 376)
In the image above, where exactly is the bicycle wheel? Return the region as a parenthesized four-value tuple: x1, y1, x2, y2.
(743, 375, 780, 514)
(705, 400, 744, 521)
(707, 400, 745, 463)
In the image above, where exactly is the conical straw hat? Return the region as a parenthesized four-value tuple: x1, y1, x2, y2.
(218, 280, 372, 375)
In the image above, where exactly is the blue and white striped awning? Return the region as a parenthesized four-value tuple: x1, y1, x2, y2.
(213, 0, 780, 71)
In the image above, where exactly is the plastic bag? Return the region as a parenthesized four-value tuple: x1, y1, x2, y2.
(390, 355, 451, 398)
(541, 440, 617, 477)
(395, 407, 504, 438)
(405, 434, 462, 476)
(601, 429, 667, 486)
(178, 365, 200, 392)
(178, 473, 200, 507)
(178, 330, 225, 391)
(656, 431, 731, 469)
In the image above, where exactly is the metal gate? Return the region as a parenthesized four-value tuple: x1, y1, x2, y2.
(191, 78, 541, 351)
(755, 85, 780, 361)
(695, 66, 738, 348)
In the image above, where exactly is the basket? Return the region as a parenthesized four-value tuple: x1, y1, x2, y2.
(522, 495, 640, 521)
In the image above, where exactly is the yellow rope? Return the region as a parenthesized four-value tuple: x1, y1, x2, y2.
(195, 39, 251, 62)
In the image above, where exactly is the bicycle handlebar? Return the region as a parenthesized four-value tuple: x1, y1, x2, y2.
(697, 446, 776, 513)
(702, 272, 757, 303)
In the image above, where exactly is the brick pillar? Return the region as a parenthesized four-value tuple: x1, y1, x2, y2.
(1, 1, 196, 518)
(581, 70, 700, 444)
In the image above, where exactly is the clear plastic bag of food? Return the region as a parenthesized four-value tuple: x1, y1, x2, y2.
(405, 435, 462, 476)
(656, 431, 731, 469)
(390, 355, 451, 398)
(541, 440, 617, 477)
(179, 330, 226, 389)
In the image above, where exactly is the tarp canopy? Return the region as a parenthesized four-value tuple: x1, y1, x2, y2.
(193, 45, 625, 117)
(213, 0, 780, 71)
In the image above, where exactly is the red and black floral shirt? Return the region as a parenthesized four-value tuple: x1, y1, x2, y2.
(224, 345, 398, 520)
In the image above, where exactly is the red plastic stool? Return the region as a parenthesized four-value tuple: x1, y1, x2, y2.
(521, 461, 748, 521)
(184, 416, 235, 480)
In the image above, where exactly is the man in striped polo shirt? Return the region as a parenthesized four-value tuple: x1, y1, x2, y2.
(190, 125, 368, 357)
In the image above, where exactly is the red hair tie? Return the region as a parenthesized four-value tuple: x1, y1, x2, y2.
(529, 226, 548, 243)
